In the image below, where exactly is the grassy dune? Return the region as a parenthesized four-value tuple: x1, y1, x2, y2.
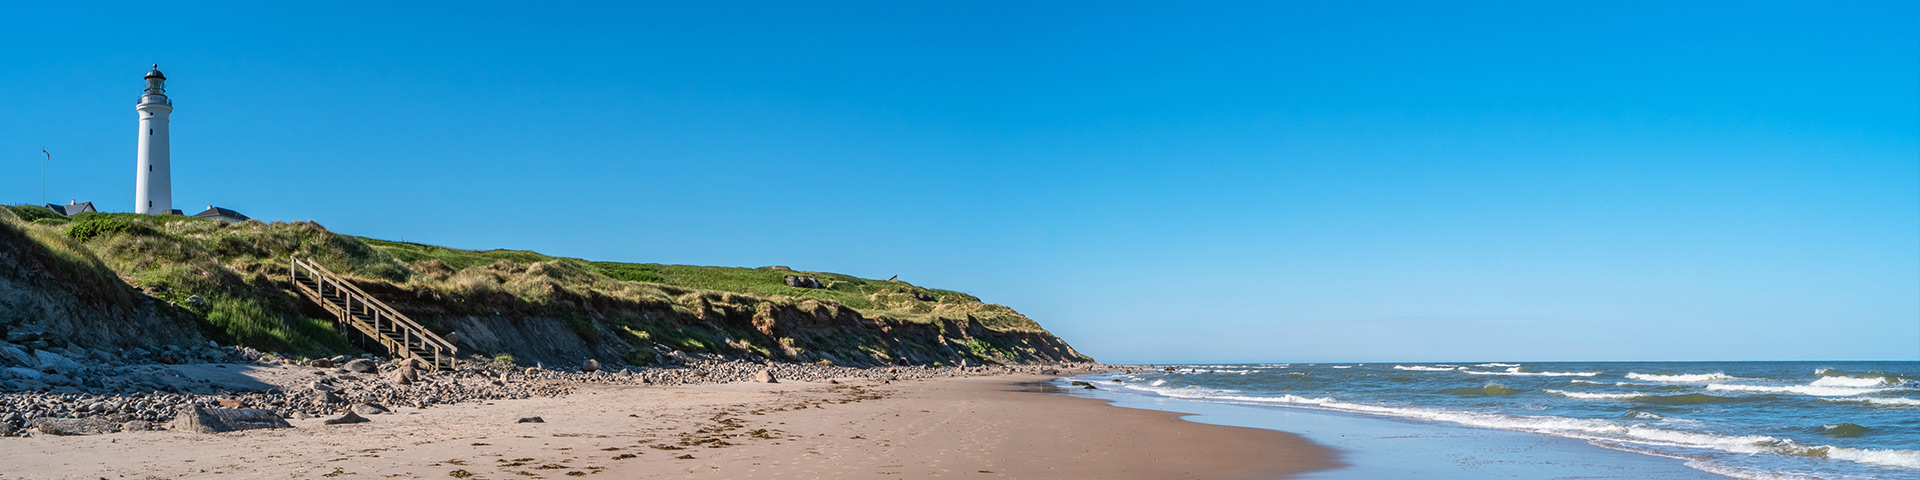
(0, 205, 1082, 365)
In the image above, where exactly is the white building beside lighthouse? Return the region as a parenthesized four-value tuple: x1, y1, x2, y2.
(134, 64, 173, 215)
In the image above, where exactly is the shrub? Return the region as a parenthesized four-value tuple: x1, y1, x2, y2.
(68, 216, 154, 242)
(493, 353, 515, 364)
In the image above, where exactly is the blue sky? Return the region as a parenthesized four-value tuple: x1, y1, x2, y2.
(4, 1, 1915, 362)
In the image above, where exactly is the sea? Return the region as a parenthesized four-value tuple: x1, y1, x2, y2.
(1064, 361, 1918, 480)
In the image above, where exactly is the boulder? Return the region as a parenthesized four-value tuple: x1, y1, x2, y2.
(308, 358, 334, 368)
(0, 343, 35, 367)
(32, 417, 124, 436)
(33, 350, 82, 373)
(391, 365, 418, 385)
(323, 411, 370, 425)
(581, 359, 601, 373)
(352, 403, 391, 415)
(342, 358, 377, 374)
(516, 416, 544, 423)
(170, 406, 293, 433)
(783, 276, 823, 289)
(755, 370, 778, 384)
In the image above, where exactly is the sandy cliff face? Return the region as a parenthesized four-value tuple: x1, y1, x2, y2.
(0, 219, 206, 351)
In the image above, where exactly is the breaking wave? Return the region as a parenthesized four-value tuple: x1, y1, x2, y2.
(1394, 365, 1464, 372)
(1625, 372, 1733, 383)
(1464, 367, 1598, 377)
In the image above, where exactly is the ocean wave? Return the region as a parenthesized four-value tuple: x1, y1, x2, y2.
(1820, 397, 1920, 407)
(1476, 363, 1521, 367)
(1104, 379, 1920, 472)
(1545, 390, 1753, 405)
(1546, 389, 1643, 400)
(1149, 379, 1166, 387)
(1626, 372, 1733, 383)
(1816, 368, 1917, 383)
(1394, 365, 1463, 372)
(1809, 376, 1899, 388)
(1441, 384, 1522, 395)
(1464, 367, 1598, 377)
(1705, 383, 1891, 397)
(1570, 379, 1607, 384)
(1330, 365, 1352, 369)
(1169, 368, 1255, 375)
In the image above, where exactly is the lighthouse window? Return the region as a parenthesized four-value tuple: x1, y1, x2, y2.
(148, 129, 153, 135)
(148, 165, 152, 171)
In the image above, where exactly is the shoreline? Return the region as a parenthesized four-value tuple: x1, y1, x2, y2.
(1, 372, 1338, 479)
(1065, 370, 1742, 480)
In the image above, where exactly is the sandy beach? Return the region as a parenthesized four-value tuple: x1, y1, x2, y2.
(0, 373, 1336, 479)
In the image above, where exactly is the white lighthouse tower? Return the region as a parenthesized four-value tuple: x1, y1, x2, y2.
(134, 64, 173, 215)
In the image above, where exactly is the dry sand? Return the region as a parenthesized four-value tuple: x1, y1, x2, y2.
(0, 374, 1336, 479)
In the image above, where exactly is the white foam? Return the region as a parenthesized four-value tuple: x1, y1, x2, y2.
(1825, 446, 1920, 469)
(1330, 365, 1352, 369)
(1626, 372, 1732, 383)
(1464, 367, 1598, 377)
(1149, 379, 1166, 387)
(1394, 365, 1463, 372)
(1705, 383, 1890, 397)
(1809, 376, 1894, 388)
(1569, 379, 1607, 385)
(1821, 397, 1920, 407)
(1476, 363, 1521, 367)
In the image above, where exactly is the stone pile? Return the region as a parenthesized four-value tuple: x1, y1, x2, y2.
(0, 336, 1105, 437)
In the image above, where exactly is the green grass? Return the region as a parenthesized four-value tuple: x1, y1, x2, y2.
(0, 205, 1082, 363)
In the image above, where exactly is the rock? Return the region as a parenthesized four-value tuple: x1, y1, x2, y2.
(32, 417, 124, 435)
(187, 295, 205, 305)
(3, 367, 43, 380)
(352, 403, 390, 415)
(516, 416, 544, 423)
(912, 292, 935, 302)
(581, 359, 600, 373)
(783, 276, 823, 289)
(0, 343, 35, 367)
(308, 358, 333, 368)
(391, 365, 418, 385)
(329, 355, 351, 365)
(524, 367, 541, 376)
(323, 411, 370, 425)
(170, 406, 293, 433)
(755, 370, 777, 384)
(33, 350, 81, 373)
(343, 358, 377, 373)
(122, 420, 157, 432)
(4, 330, 44, 343)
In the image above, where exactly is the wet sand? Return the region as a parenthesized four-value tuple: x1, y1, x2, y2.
(0, 374, 1336, 479)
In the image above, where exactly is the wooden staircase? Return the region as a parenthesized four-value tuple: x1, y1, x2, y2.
(289, 256, 457, 370)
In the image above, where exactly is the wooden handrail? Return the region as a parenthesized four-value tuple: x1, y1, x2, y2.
(290, 256, 457, 368)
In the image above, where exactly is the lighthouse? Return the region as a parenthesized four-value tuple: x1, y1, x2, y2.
(134, 64, 173, 215)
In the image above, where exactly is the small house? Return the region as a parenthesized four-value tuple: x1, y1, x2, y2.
(193, 205, 250, 223)
(45, 200, 96, 216)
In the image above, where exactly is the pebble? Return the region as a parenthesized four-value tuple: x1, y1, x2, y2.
(0, 339, 1104, 437)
